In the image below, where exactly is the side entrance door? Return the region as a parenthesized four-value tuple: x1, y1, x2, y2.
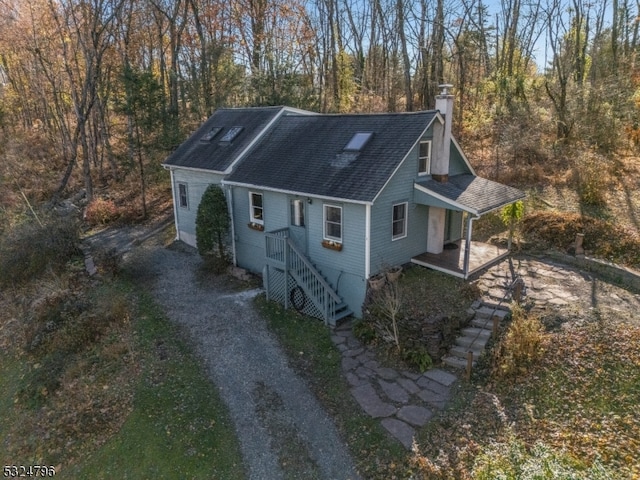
(288, 198, 308, 255)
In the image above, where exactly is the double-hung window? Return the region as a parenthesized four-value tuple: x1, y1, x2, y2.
(249, 192, 264, 224)
(178, 183, 188, 208)
(392, 202, 408, 240)
(323, 204, 342, 243)
(418, 141, 431, 175)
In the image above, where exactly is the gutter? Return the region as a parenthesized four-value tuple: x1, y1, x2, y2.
(221, 180, 373, 206)
(169, 169, 180, 241)
(226, 184, 238, 266)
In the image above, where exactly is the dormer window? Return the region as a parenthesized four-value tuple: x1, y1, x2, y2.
(220, 126, 244, 143)
(344, 132, 373, 152)
(418, 140, 431, 175)
(200, 127, 222, 142)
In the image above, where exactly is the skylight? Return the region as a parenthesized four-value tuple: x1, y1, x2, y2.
(200, 127, 222, 142)
(344, 132, 373, 151)
(220, 126, 244, 143)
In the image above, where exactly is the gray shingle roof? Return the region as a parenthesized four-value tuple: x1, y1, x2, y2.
(163, 107, 285, 172)
(225, 111, 437, 202)
(415, 174, 525, 214)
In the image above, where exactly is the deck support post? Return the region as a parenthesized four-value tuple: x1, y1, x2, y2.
(284, 236, 289, 310)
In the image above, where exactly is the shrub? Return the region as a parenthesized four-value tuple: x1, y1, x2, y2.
(492, 305, 547, 380)
(0, 217, 80, 287)
(84, 198, 119, 225)
(573, 151, 609, 207)
(401, 343, 433, 372)
(195, 185, 230, 260)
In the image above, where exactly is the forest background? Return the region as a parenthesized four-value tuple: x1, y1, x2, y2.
(0, 0, 639, 232)
(2, 1, 640, 477)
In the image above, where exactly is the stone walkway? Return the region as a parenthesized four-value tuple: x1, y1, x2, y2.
(332, 254, 640, 449)
(476, 255, 640, 317)
(331, 327, 457, 449)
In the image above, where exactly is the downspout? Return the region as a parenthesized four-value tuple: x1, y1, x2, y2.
(226, 185, 238, 266)
(463, 213, 480, 279)
(365, 203, 371, 279)
(168, 168, 180, 241)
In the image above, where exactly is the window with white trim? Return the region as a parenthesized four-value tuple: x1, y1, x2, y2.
(418, 140, 431, 175)
(178, 183, 188, 208)
(323, 204, 342, 242)
(392, 202, 408, 240)
(249, 192, 264, 224)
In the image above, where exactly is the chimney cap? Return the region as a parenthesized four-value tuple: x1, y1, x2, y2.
(438, 84, 454, 96)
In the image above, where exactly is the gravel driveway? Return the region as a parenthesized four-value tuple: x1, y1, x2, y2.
(121, 240, 360, 480)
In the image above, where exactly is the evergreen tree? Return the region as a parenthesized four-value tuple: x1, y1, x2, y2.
(195, 185, 230, 259)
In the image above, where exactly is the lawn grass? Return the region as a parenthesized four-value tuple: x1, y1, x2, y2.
(0, 277, 244, 479)
(66, 290, 245, 479)
(255, 295, 411, 479)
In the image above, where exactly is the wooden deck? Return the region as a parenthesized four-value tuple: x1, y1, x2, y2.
(411, 240, 509, 278)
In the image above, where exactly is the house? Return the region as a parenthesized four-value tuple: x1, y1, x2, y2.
(162, 86, 525, 326)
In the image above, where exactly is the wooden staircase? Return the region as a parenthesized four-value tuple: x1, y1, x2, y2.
(264, 228, 352, 326)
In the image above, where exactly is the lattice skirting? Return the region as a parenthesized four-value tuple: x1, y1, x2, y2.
(266, 267, 324, 321)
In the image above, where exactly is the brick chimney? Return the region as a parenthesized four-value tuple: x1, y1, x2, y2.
(432, 84, 454, 183)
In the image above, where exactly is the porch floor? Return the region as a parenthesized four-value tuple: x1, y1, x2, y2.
(411, 240, 509, 278)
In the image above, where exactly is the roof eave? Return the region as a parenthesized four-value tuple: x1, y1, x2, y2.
(161, 163, 226, 175)
(222, 179, 372, 205)
(414, 181, 479, 215)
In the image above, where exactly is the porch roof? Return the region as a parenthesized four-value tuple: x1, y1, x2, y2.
(414, 174, 525, 215)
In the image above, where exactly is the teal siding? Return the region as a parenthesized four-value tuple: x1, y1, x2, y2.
(449, 142, 472, 176)
(172, 169, 224, 247)
(371, 144, 430, 274)
(368, 127, 472, 274)
(306, 200, 367, 317)
(232, 187, 367, 317)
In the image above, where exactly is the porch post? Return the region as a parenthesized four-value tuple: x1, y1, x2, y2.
(463, 215, 474, 279)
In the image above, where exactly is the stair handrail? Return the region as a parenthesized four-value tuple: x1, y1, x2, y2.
(286, 237, 341, 303)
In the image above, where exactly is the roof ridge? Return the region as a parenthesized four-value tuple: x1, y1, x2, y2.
(286, 110, 437, 118)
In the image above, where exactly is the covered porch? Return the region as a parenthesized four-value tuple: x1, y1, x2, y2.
(412, 174, 525, 279)
(412, 239, 508, 278)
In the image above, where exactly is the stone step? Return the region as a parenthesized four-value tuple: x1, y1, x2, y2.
(442, 355, 475, 369)
(471, 317, 496, 329)
(474, 305, 510, 320)
(480, 301, 511, 313)
(461, 327, 491, 339)
(450, 344, 484, 359)
(455, 335, 488, 349)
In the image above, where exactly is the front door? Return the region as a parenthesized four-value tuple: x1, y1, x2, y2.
(288, 198, 308, 255)
(444, 209, 463, 243)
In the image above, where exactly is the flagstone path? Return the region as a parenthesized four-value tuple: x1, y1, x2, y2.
(334, 254, 640, 448)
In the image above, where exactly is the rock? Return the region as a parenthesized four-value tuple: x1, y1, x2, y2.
(397, 405, 433, 427)
(229, 266, 252, 281)
(378, 379, 409, 403)
(375, 367, 399, 380)
(423, 368, 457, 387)
(350, 383, 396, 418)
(380, 418, 415, 449)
